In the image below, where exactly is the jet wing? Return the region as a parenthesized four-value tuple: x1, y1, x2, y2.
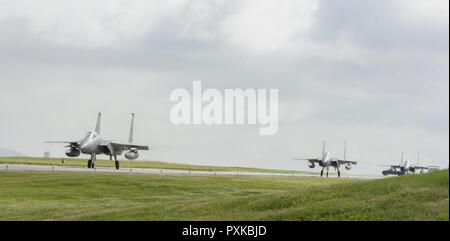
(293, 158, 321, 163)
(337, 159, 357, 165)
(45, 141, 78, 144)
(411, 165, 429, 170)
(388, 165, 401, 169)
(101, 141, 149, 151)
(120, 144, 149, 151)
(45, 141, 79, 147)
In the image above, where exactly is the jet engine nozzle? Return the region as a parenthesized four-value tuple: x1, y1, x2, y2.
(345, 163, 352, 170)
(65, 148, 81, 157)
(125, 149, 139, 160)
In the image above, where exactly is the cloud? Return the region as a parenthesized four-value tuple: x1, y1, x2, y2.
(310, 0, 449, 53)
(0, 0, 193, 47)
(219, 0, 318, 52)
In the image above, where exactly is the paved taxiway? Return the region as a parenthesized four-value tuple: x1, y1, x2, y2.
(0, 163, 381, 179)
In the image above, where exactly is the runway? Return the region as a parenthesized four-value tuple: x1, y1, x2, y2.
(0, 163, 381, 179)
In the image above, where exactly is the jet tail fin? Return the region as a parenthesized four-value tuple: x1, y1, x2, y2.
(95, 112, 101, 134)
(344, 140, 347, 160)
(322, 141, 326, 156)
(128, 113, 135, 143)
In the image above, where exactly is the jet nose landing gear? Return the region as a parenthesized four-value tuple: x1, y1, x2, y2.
(87, 153, 96, 169)
(87, 159, 95, 168)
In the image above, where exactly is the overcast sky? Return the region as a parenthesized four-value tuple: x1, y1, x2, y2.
(0, 0, 448, 175)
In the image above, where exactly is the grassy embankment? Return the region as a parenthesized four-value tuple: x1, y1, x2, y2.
(0, 169, 447, 220)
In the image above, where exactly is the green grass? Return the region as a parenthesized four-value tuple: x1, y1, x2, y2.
(0, 156, 310, 174)
(0, 170, 447, 220)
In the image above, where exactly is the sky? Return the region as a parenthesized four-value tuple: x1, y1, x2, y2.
(0, 0, 448, 175)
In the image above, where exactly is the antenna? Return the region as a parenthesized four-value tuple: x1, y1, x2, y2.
(417, 152, 420, 166)
(128, 113, 135, 143)
(95, 112, 101, 134)
(401, 152, 404, 165)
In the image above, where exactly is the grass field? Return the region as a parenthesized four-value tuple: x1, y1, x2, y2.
(0, 169, 447, 220)
(0, 157, 310, 174)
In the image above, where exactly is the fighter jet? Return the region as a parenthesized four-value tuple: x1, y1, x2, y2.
(381, 153, 437, 176)
(46, 113, 149, 169)
(293, 141, 357, 177)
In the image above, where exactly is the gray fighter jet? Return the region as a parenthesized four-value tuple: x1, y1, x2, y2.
(47, 113, 149, 169)
(381, 153, 437, 176)
(293, 141, 357, 177)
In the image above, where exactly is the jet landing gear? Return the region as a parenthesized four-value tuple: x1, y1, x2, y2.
(87, 159, 95, 168)
(320, 167, 330, 177)
(113, 155, 120, 170)
(87, 154, 96, 169)
(109, 155, 119, 170)
(321, 166, 342, 178)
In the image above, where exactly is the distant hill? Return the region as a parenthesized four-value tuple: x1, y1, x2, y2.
(0, 147, 24, 157)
